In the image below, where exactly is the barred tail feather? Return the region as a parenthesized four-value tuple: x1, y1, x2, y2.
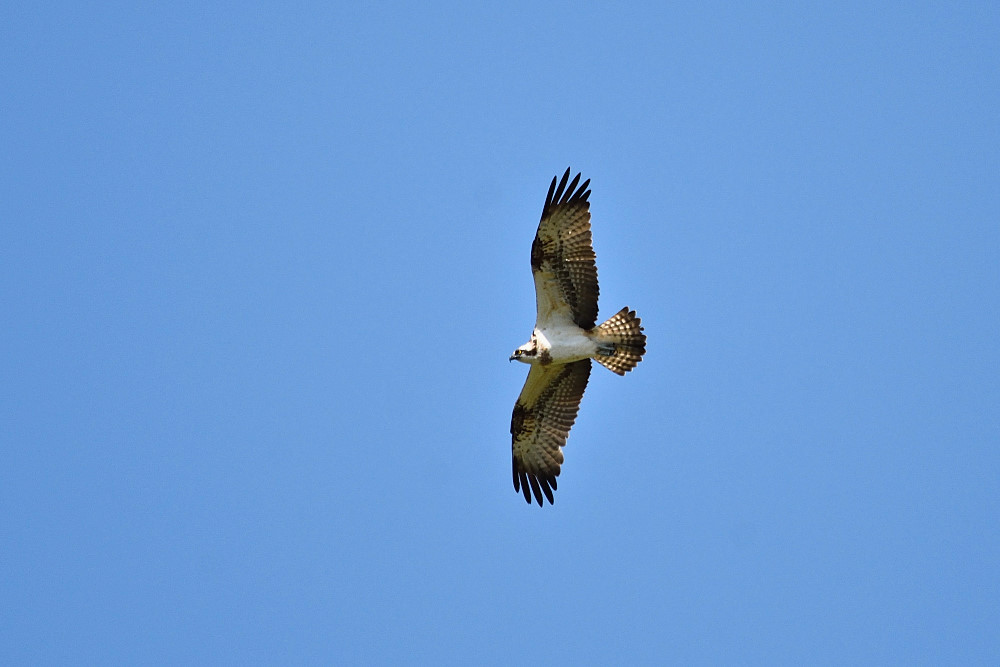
(593, 307, 646, 375)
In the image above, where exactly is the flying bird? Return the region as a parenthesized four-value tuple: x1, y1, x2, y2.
(509, 168, 646, 506)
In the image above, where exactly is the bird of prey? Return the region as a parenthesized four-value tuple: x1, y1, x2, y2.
(509, 168, 646, 506)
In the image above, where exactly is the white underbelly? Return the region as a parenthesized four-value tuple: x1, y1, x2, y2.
(535, 326, 595, 363)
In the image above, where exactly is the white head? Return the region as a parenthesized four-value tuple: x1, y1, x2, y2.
(509, 338, 538, 364)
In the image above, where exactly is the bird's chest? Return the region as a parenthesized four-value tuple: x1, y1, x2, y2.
(534, 326, 594, 364)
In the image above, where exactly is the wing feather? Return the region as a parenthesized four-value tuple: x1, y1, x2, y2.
(531, 168, 599, 329)
(511, 359, 592, 506)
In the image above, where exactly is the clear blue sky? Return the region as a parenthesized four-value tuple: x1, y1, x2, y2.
(3, 3, 998, 664)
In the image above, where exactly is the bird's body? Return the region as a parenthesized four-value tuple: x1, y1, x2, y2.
(509, 168, 646, 506)
(513, 324, 601, 366)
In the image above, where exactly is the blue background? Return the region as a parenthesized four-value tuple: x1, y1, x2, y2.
(4, 3, 998, 664)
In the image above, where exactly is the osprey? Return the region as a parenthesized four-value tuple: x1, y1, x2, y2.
(509, 168, 646, 506)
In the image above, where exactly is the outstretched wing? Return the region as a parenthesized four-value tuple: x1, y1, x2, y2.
(510, 359, 592, 506)
(531, 168, 599, 330)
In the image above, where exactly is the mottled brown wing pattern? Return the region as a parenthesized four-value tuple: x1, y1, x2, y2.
(511, 359, 592, 506)
(531, 168, 599, 329)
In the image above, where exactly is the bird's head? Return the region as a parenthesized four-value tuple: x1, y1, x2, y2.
(509, 340, 537, 364)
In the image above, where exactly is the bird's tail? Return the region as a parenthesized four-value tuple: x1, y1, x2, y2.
(593, 307, 646, 375)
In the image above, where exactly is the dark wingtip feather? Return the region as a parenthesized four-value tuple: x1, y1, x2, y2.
(563, 172, 581, 204)
(538, 476, 555, 504)
(528, 475, 544, 506)
(514, 464, 560, 506)
(551, 167, 571, 206)
(543, 175, 558, 216)
(542, 168, 591, 218)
